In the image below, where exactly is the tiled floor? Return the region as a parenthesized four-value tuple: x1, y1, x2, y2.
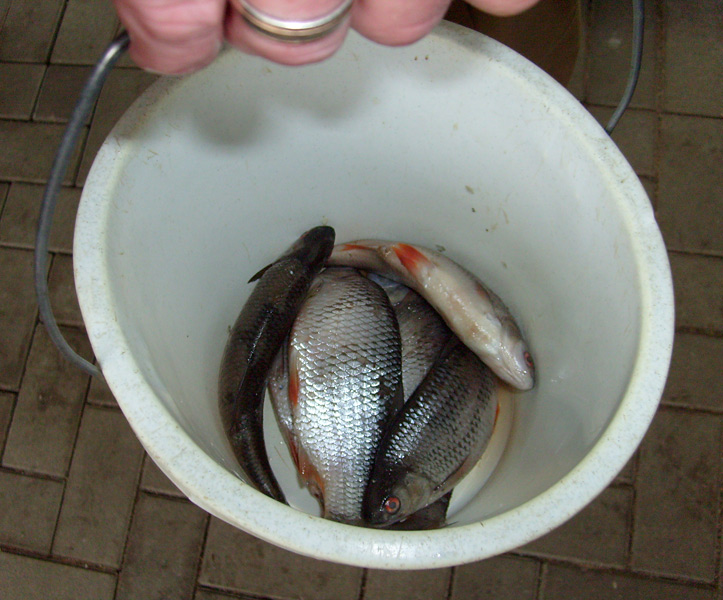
(1, 0, 721, 598)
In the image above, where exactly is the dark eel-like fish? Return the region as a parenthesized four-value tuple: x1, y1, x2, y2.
(218, 226, 335, 502)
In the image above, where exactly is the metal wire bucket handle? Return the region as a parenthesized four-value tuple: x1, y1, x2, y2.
(35, 0, 644, 378)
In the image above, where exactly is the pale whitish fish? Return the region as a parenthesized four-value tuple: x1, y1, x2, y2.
(218, 226, 335, 502)
(277, 267, 404, 524)
(329, 240, 535, 390)
(363, 337, 499, 527)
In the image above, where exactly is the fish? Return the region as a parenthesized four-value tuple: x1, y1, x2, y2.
(218, 226, 335, 502)
(363, 273, 451, 399)
(277, 267, 404, 524)
(363, 336, 499, 528)
(328, 240, 535, 391)
(394, 288, 452, 399)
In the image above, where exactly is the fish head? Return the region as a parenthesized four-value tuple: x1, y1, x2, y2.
(282, 226, 336, 266)
(497, 322, 535, 391)
(363, 470, 435, 528)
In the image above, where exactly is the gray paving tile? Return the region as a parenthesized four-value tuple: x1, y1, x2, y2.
(664, 0, 723, 117)
(140, 453, 185, 497)
(669, 253, 723, 335)
(364, 567, 451, 600)
(0, 120, 85, 184)
(51, 0, 119, 65)
(2, 325, 91, 476)
(116, 493, 208, 600)
(0, 0, 64, 62)
(450, 554, 539, 600)
(0, 470, 64, 552)
(53, 405, 144, 567)
(0, 182, 80, 252)
(200, 517, 363, 600)
(587, 0, 659, 110)
(0, 0, 10, 24)
(0, 63, 45, 119)
(0, 247, 37, 389)
(47, 253, 83, 327)
(86, 373, 117, 406)
(33, 65, 93, 123)
(586, 105, 657, 176)
(76, 69, 158, 185)
(521, 485, 632, 567)
(541, 562, 716, 600)
(631, 408, 722, 581)
(0, 550, 116, 600)
(639, 175, 656, 209)
(0, 392, 13, 450)
(566, 44, 586, 101)
(656, 115, 723, 255)
(662, 332, 723, 412)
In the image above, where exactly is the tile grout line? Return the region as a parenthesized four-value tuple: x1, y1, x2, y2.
(651, 0, 666, 215)
(579, 0, 592, 105)
(194, 584, 278, 600)
(444, 565, 455, 600)
(111, 469, 151, 600)
(714, 422, 723, 597)
(535, 559, 548, 600)
(0, 543, 118, 575)
(0, 465, 65, 483)
(0, 290, 44, 459)
(44, 0, 70, 66)
(510, 550, 720, 589)
(29, 63, 50, 122)
(191, 512, 212, 600)
(0, 394, 18, 463)
(47, 331, 92, 557)
(624, 442, 640, 570)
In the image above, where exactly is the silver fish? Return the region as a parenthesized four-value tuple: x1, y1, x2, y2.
(363, 273, 451, 399)
(218, 226, 335, 502)
(329, 240, 535, 390)
(363, 337, 499, 527)
(394, 288, 452, 399)
(280, 267, 404, 524)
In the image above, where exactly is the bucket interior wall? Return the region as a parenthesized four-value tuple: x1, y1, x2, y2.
(89, 32, 643, 526)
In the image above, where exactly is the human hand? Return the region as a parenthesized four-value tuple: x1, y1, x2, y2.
(111, 0, 541, 74)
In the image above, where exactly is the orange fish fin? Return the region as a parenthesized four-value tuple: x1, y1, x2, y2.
(288, 355, 300, 408)
(341, 242, 371, 251)
(393, 243, 432, 275)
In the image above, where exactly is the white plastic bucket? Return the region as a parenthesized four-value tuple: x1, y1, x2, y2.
(74, 23, 674, 569)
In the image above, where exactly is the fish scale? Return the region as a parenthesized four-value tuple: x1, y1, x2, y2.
(288, 268, 403, 524)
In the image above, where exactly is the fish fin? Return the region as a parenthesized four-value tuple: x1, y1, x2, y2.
(393, 243, 433, 275)
(340, 242, 372, 251)
(287, 347, 301, 408)
(247, 262, 273, 283)
(295, 445, 326, 503)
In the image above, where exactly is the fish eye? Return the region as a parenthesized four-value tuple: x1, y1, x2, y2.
(383, 496, 401, 515)
(523, 351, 534, 369)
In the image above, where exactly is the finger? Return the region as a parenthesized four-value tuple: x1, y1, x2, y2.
(225, 0, 351, 66)
(465, 0, 541, 17)
(113, 0, 226, 74)
(351, 0, 451, 47)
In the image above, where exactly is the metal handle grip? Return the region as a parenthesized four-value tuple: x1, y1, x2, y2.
(34, 32, 130, 379)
